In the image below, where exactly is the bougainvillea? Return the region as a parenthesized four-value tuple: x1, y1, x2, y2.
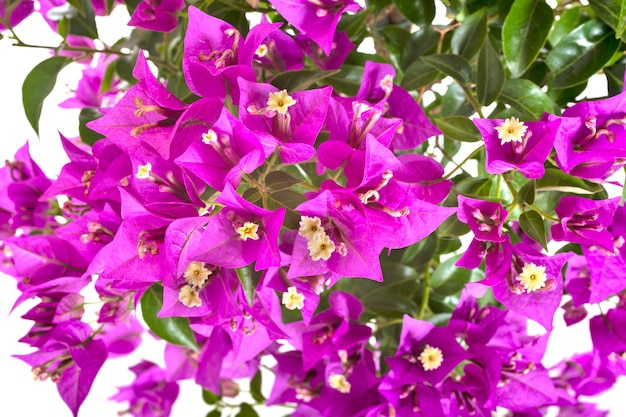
(2, 0, 626, 416)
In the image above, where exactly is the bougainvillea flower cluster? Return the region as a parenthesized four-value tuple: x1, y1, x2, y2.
(2, 0, 626, 416)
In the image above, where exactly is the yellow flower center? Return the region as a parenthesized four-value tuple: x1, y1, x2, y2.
(135, 162, 152, 179)
(298, 216, 325, 241)
(183, 261, 212, 288)
(282, 286, 305, 310)
(267, 90, 297, 115)
(255, 44, 268, 58)
(494, 117, 528, 144)
(515, 262, 547, 292)
(178, 285, 202, 307)
(237, 221, 260, 241)
(418, 344, 443, 371)
(328, 373, 351, 394)
(307, 233, 335, 261)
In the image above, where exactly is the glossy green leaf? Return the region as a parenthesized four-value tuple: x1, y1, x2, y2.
(401, 233, 440, 268)
(519, 209, 548, 250)
(265, 171, 302, 191)
(502, 0, 554, 77)
(394, 0, 436, 25)
(236, 403, 259, 417)
(22, 56, 71, 136)
(498, 79, 554, 119)
(434, 116, 482, 142)
(477, 37, 505, 106)
(421, 54, 473, 84)
(590, 0, 626, 41)
(326, 64, 363, 96)
(518, 180, 536, 205)
(401, 27, 440, 70)
(431, 254, 484, 295)
(266, 189, 307, 230)
(78, 107, 105, 146)
(270, 69, 340, 92)
(250, 370, 265, 403)
(206, 410, 222, 417)
(455, 176, 494, 198)
(141, 283, 199, 351)
(548, 6, 583, 46)
(436, 215, 471, 237)
(441, 82, 474, 116)
(65, 0, 99, 39)
(535, 168, 603, 194)
(451, 8, 488, 59)
(401, 60, 440, 90)
(380, 26, 411, 65)
(236, 264, 263, 307)
(606, 59, 626, 96)
(546, 19, 622, 89)
(202, 389, 220, 405)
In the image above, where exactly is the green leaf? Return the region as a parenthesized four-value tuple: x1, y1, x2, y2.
(518, 180, 536, 205)
(265, 171, 302, 192)
(266, 189, 307, 230)
(140, 283, 199, 351)
(451, 8, 488, 59)
(78, 107, 105, 146)
(548, 6, 583, 46)
(65, 0, 99, 39)
(236, 403, 259, 417)
(519, 209, 548, 250)
(535, 168, 603, 194)
(394, 0, 436, 25)
(476, 37, 505, 106)
(546, 19, 622, 89)
(22, 56, 71, 136)
(380, 26, 410, 65)
(441, 82, 474, 116)
(502, 0, 554, 77)
(250, 370, 265, 403)
(270, 69, 340, 92)
(435, 116, 482, 142)
(206, 410, 222, 417)
(401, 60, 440, 90)
(421, 54, 473, 84)
(606, 59, 626, 96)
(401, 26, 440, 70)
(431, 254, 484, 296)
(236, 264, 263, 307)
(202, 389, 220, 405)
(436, 215, 471, 238)
(401, 233, 440, 268)
(336, 6, 371, 38)
(589, 0, 626, 41)
(326, 64, 363, 96)
(498, 79, 554, 119)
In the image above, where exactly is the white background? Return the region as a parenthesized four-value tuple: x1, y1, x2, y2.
(0, 5, 624, 417)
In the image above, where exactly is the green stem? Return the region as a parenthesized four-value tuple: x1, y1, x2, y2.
(529, 204, 559, 222)
(460, 83, 485, 118)
(418, 266, 431, 320)
(442, 145, 484, 179)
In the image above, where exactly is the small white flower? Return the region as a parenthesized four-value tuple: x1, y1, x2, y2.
(494, 117, 528, 144)
(282, 286, 305, 310)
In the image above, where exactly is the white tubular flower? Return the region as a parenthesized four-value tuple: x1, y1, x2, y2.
(282, 286, 305, 310)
